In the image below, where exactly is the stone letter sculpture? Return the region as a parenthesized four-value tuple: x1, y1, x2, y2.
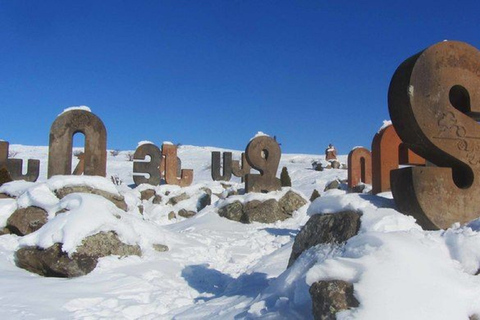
(0, 141, 40, 182)
(48, 109, 107, 178)
(389, 40, 480, 229)
(162, 144, 193, 187)
(347, 147, 372, 188)
(211, 151, 232, 181)
(232, 153, 251, 182)
(371, 124, 424, 194)
(133, 143, 162, 186)
(245, 136, 281, 193)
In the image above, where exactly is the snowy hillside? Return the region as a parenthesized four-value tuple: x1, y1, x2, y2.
(1, 145, 480, 319)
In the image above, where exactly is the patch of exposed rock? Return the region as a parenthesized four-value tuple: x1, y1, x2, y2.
(55, 186, 127, 211)
(218, 190, 307, 224)
(310, 280, 359, 320)
(15, 231, 143, 277)
(7, 206, 48, 236)
(288, 211, 361, 267)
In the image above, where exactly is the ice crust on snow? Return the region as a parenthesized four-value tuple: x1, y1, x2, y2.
(137, 140, 154, 147)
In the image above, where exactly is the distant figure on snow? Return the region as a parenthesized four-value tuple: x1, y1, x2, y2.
(325, 143, 337, 161)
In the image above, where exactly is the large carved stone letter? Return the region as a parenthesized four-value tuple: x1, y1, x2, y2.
(133, 143, 162, 186)
(0, 141, 40, 182)
(245, 136, 281, 193)
(48, 110, 107, 178)
(162, 144, 193, 187)
(211, 152, 232, 181)
(389, 41, 480, 229)
(347, 147, 372, 188)
(371, 124, 424, 194)
(232, 153, 251, 182)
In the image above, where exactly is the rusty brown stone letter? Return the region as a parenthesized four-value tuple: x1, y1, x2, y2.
(162, 144, 193, 187)
(0, 141, 40, 182)
(371, 124, 424, 194)
(389, 41, 480, 229)
(232, 153, 251, 182)
(347, 147, 372, 188)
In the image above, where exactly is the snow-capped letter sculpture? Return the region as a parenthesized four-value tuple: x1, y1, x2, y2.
(389, 40, 480, 229)
(48, 109, 107, 178)
(245, 136, 281, 193)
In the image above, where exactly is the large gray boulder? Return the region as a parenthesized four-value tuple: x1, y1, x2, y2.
(55, 186, 127, 211)
(310, 280, 359, 320)
(7, 206, 48, 236)
(243, 199, 284, 224)
(288, 211, 361, 267)
(15, 231, 142, 277)
(218, 190, 307, 224)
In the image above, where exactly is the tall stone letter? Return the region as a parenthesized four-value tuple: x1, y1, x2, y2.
(211, 152, 232, 181)
(245, 136, 281, 193)
(0, 141, 40, 182)
(162, 144, 193, 187)
(389, 41, 480, 229)
(347, 147, 372, 188)
(371, 124, 424, 194)
(133, 143, 162, 186)
(48, 109, 107, 178)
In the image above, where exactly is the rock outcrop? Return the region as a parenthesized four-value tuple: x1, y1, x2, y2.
(15, 231, 142, 277)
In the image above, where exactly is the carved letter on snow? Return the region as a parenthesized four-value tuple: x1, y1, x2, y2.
(347, 147, 372, 189)
(211, 151, 232, 181)
(133, 143, 162, 186)
(245, 136, 281, 193)
(48, 109, 107, 178)
(162, 144, 193, 187)
(389, 41, 480, 229)
(0, 141, 40, 182)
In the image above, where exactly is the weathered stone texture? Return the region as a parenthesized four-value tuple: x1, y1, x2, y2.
(310, 280, 359, 320)
(7, 206, 48, 236)
(15, 231, 141, 277)
(288, 211, 361, 267)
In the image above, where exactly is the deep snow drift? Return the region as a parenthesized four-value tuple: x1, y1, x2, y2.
(1, 145, 480, 319)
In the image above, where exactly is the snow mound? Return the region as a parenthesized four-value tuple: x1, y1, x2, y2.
(19, 193, 169, 256)
(60, 105, 91, 115)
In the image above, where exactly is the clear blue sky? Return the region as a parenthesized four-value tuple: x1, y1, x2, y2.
(1, 1, 479, 154)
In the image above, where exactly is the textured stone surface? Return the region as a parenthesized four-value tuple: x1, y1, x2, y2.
(140, 189, 156, 201)
(310, 280, 359, 320)
(330, 160, 341, 169)
(310, 189, 321, 202)
(218, 201, 244, 222)
(218, 191, 306, 224)
(178, 209, 196, 218)
(55, 186, 127, 211)
(133, 143, 162, 186)
(7, 206, 48, 236)
(244, 199, 284, 224)
(288, 211, 361, 267)
(280, 167, 292, 187)
(153, 244, 169, 252)
(152, 194, 162, 204)
(168, 212, 176, 220)
(15, 231, 141, 278)
(279, 190, 307, 215)
(0, 166, 13, 186)
(324, 180, 341, 191)
(197, 193, 211, 212)
(167, 193, 189, 206)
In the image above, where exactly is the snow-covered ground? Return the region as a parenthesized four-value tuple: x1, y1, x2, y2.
(1, 145, 480, 319)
